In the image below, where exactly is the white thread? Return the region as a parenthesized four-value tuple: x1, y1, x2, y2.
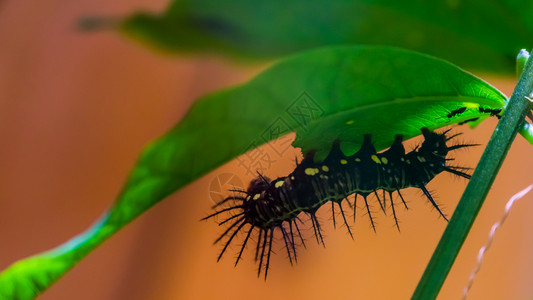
(525, 92, 533, 102)
(462, 184, 533, 300)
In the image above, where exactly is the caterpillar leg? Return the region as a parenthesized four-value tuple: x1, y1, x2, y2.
(235, 225, 254, 266)
(331, 201, 337, 229)
(396, 189, 408, 210)
(254, 228, 264, 262)
(374, 191, 386, 213)
(214, 216, 245, 245)
(352, 194, 358, 222)
(388, 191, 400, 231)
(287, 222, 298, 261)
(264, 228, 274, 280)
(257, 228, 269, 278)
(293, 218, 306, 249)
(309, 213, 325, 247)
(362, 195, 376, 232)
(337, 201, 353, 239)
(443, 166, 472, 179)
(419, 185, 448, 221)
(217, 219, 247, 262)
(280, 224, 295, 265)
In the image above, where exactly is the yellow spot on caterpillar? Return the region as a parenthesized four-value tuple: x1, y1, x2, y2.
(401, 158, 405, 162)
(371, 155, 381, 164)
(253, 194, 261, 200)
(340, 159, 347, 165)
(417, 156, 426, 162)
(381, 157, 388, 164)
(290, 176, 295, 180)
(355, 158, 361, 162)
(406, 159, 411, 164)
(345, 120, 355, 125)
(275, 181, 284, 188)
(322, 166, 329, 172)
(305, 168, 320, 176)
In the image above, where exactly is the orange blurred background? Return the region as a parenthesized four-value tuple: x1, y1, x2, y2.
(1, 1, 533, 299)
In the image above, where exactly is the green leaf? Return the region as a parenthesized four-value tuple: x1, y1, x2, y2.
(412, 48, 533, 300)
(0, 46, 507, 299)
(117, 0, 533, 72)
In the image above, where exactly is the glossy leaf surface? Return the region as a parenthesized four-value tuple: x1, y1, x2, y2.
(0, 46, 507, 299)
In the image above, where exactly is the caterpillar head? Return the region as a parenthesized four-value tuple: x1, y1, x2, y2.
(247, 176, 271, 195)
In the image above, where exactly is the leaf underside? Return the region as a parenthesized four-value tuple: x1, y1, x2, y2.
(119, 0, 533, 72)
(0, 46, 507, 299)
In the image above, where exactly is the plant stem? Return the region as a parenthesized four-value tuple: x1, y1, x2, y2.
(412, 50, 533, 299)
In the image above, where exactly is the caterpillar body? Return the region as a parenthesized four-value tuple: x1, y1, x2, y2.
(203, 128, 472, 278)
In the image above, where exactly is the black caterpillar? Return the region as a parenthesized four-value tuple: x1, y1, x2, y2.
(203, 128, 473, 279)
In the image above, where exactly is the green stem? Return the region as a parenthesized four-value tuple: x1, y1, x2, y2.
(412, 50, 533, 299)
(516, 50, 533, 146)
